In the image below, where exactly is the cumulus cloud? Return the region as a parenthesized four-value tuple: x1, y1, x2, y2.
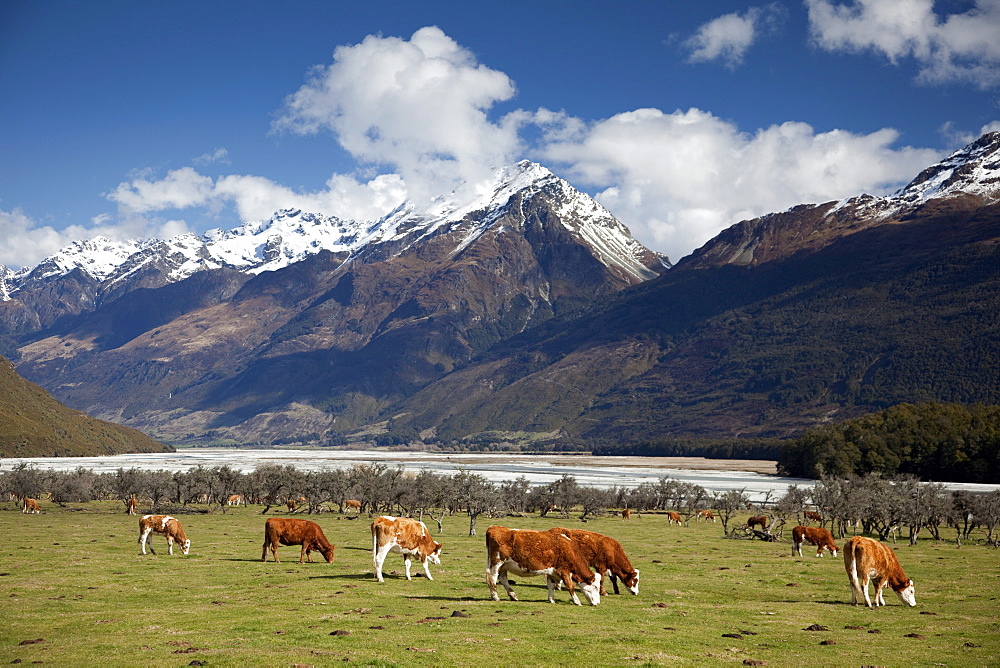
(538, 107, 940, 262)
(108, 168, 406, 226)
(684, 4, 786, 68)
(14, 25, 961, 272)
(272, 25, 523, 204)
(0, 208, 191, 270)
(806, 0, 1000, 88)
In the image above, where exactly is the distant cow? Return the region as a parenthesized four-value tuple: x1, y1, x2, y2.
(138, 515, 190, 555)
(803, 510, 823, 523)
(666, 511, 683, 525)
(747, 515, 768, 530)
(22, 497, 40, 514)
(697, 509, 716, 522)
(371, 516, 442, 582)
(344, 499, 362, 513)
(227, 494, 245, 506)
(843, 536, 916, 608)
(486, 525, 601, 605)
(286, 499, 297, 511)
(261, 517, 335, 564)
(792, 525, 838, 557)
(547, 528, 639, 596)
(622, 508, 631, 521)
(126, 496, 137, 515)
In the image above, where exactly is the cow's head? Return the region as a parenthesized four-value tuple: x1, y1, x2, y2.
(580, 571, 601, 606)
(320, 543, 336, 563)
(622, 568, 640, 595)
(893, 579, 916, 607)
(427, 542, 443, 565)
(181, 539, 191, 556)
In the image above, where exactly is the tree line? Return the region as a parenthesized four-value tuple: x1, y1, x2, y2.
(3, 462, 998, 546)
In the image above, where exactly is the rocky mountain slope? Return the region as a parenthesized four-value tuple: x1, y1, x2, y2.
(3, 162, 664, 444)
(391, 133, 1000, 441)
(0, 355, 171, 457)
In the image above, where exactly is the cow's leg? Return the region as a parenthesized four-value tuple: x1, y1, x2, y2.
(299, 544, 308, 564)
(139, 528, 152, 555)
(373, 543, 392, 582)
(816, 544, 824, 557)
(607, 569, 619, 595)
(860, 575, 874, 608)
(793, 541, 802, 557)
(167, 536, 174, 555)
(421, 557, 434, 580)
(261, 540, 270, 562)
(496, 565, 517, 601)
(403, 554, 413, 580)
(486, 562, 501, 601)
(874, 578, 887, 606)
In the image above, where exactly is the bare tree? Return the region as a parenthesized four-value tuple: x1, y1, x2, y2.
(453, 471, 498, 536)
(714, 488, 750, 535)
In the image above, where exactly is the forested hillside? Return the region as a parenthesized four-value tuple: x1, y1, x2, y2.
(777, 402, 1000, 483)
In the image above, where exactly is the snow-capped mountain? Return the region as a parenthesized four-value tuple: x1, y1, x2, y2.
(681, 132, 1000, 269)
(1, 161, 662, 304)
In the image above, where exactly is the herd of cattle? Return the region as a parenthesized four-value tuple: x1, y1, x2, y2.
(18, 496, 915, 609)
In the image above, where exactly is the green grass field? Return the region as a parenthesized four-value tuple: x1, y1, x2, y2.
(2, 501, 998, 666)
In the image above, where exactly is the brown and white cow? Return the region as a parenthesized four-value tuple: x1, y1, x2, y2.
(125, 495, 137, 515)
(792, 525, 838, 557)
(227, 494, 245, 507)
(622, 508, 631, 521)
(371, 516, 442, 582)
(344, 499, 362, 513)
(666, 511, 683, 525)
(843, 536, 916, 608)
(261, 517, 335, 564)
(138, 515, 190, 555)
(22, 497, 41, 514)
(747, 515, 768, 530)
(286, 499, 297, 511)
(486, 526, 601, 605)
(697, 509, 716, 522)
(547, 528, 639, 596)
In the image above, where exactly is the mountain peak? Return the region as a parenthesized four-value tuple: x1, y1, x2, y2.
(893, 131, 1000, 207)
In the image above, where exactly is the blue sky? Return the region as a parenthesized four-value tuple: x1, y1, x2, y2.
(2, 0, 998, 268)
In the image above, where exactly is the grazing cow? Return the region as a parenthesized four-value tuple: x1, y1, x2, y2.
(486, 526, 601, 605)
(126, 496, 137, 515)
(792, 525, 839, 557)
(227, 494, 245, 507)
(622, 508, 631, 521)
(804, 510, 823, 523)
(371, 516, 442, 582)
(747, 515, 768, 530)
(138, 515, 190, 555)
(286, 499, 297, 511)
(547, 528, 639, 596)
(666, 511, 683, 525)
(261, 517, 335, 564)
(843, 536, 916, 608)
(22, 497, 41, 514)
(344, 499, 362, 513)
(697, 509, 716, 522)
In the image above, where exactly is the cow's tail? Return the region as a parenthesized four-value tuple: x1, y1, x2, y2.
(845, 540, 862, 598)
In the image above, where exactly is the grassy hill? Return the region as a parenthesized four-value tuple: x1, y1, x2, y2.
(0, 355, 171, 457)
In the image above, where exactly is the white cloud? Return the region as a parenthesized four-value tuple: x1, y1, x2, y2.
(537, 107, 941, 262)
(272, 25, 523, 204)
(684, 4, 785, 68)
(194, 148, 230, 166)
(108, 168, 406, 227)
(14, 25, 963, 273)
(0, 208, 191, 270)
(806, 0, 1000, 89)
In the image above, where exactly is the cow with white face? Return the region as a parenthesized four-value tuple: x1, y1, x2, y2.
(138, 515, 190, 556)
(844, 536, 916, 608)
(371, 516, 442, 582)
(486, 525, 602, 606)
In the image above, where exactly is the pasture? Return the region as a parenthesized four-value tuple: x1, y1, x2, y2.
(1, 501, 998, 666)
